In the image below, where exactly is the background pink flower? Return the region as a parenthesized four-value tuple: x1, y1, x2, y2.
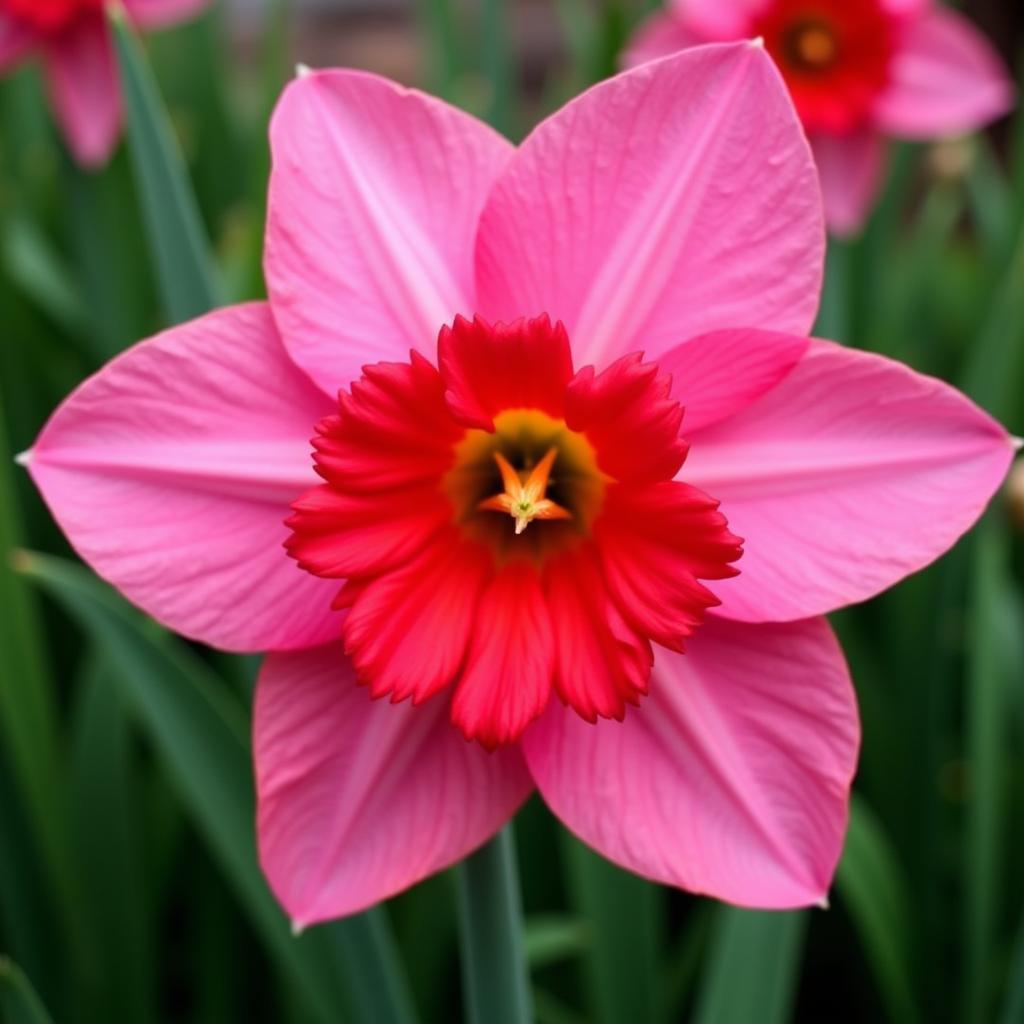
(22, 44, 1014, 928)
(624, 0, 1015, 235)
(0, 0, 208, 166)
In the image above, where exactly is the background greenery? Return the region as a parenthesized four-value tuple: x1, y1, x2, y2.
(1, 1, 1022, 1021)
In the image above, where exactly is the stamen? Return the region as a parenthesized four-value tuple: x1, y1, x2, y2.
(785, 19, 839, 72)
(797, 25, 837, 67)
(479, 447, 572, 535)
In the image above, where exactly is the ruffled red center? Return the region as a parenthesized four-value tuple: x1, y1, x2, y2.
(752, 0, 897, 134)
(287, 315, 742, 748)
(2, 0, 103, 33)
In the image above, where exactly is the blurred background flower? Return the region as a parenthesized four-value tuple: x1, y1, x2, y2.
(0, 0, 208, 164)
(623, 0, 1014, 234)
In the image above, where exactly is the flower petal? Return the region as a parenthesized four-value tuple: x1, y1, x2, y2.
(684, 340, 1013, 622)
(265, 69, 513, 395)
(810, 130, 887, 238)
(873, 7, 1014, 139)
(523, 615, 858, 908)
(26, 304, 340, 652)
(439, 314, 574, 430)
(657, 328, 808, 435)
(451, 562, 555, 748)
(621, 10, 700, 69)
(566, 353, 687, 484)
(338, 533, 491, 705)
(594, 482, 742, 651)
(670, 0, 765, 39)
(544, 545, 653, 722)
(0, 13, 35, 69)
(476, 42, 824, 369)
(256, 644, 532, 926)
(286, 353, 462, 584)
(43, 16, 121, 167)
(123, 0, 209, 29)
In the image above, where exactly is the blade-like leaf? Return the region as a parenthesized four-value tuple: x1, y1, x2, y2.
(692, 908, 807, 1024)
(561, 833, 663, 1024)
(457, 827, 532, 1024)
(0, 958, 54, 1024)
(524, 915, 590, 969)
(836, 795, 919, 1024)
(69, 655, 154, 1022)
(109, 6, 222, 323)
(962, 517, 1014, 1024)
(0, 399, 75, 939)
(19, 552, 416, 1024)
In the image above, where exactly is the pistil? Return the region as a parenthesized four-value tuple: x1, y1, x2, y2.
(478, 447, 572, 535)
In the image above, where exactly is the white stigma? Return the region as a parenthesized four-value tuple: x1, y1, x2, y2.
(14, 449, 31, 468)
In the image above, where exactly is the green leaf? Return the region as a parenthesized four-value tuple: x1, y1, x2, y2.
(417, 0, 462, 102)
(456, 826, 532, 1024)
(962, 518, 1014, 1024)
(109, 6, 222, 323)
(1001, 903, 1024, 1024)
(0, 399, 76, 944)
(0, 215, 87, 338)
(324, 908, 419, 1024)
(0, 958, 54, 1024)
(481, 0, 514, 137)
(836, 795, 919, 1024)
(692, 908, 807, 1024)
(561, 833, 663, 1024)
(69, 655, 154, 1022)
(961, 224, 1024, 426)
(524, 915, 589, 969)
(18, 552, 416, 1024)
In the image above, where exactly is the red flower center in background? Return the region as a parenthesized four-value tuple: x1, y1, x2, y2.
(2, 0, 103, 33)
(287, 315, 742, 749)
(753, 0, 897, 134)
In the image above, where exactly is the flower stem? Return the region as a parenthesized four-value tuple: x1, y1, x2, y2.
(456, 826, 532, 1024)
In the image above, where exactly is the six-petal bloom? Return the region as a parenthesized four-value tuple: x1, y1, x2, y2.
(22, 43, 1015, 927)
(624, 0, 1015, 234)
(0, 0, 208, 166)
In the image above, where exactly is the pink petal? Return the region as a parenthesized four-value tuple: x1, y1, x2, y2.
(43, 16, 121, 168)
(621, 11, 700, 69)
(594, 481, 742, 652)
(566, 353, 687, 484)
(256, 644, 532, 926)
(657, 328, 808, 434)
(810, 130, 887, 238)
(475, 43, 824, 369)
(0, 13, 35, 69)
(123, 0, 210, 29)
(523, 615, 859, 908)
(26, 304, 341, 652)
(683, 340, 1014, 623)
(286, 353, 464, 582)
(544, 545, 653, 722)
(439, 314, 574, 430)
(880, 0, 927, 17)
(451, 563, 555, 748)
(265, 69, 514, 395)
(874, 7, 1015, 139)
(670, 0, 766, 39)
(338, 533, 491, 705)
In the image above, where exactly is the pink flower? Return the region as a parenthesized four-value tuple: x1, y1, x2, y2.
(0, 0, 208, 167)
(624, 0, 1015, 235)
(23, 45, 1014, 926)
